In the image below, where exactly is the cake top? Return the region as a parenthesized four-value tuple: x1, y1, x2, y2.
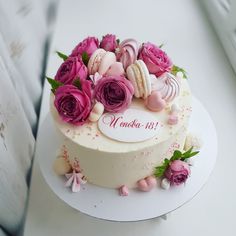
(48, 34, 191, 152)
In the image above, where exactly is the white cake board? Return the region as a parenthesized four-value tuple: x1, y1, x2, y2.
(38, 97, 217, 222)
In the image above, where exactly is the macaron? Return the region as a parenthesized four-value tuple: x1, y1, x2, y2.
(105, 62, 125, 76)
(126, 60, 151, 99)
(88, 48, 116, 75)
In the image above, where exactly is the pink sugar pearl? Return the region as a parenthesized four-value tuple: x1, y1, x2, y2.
(168, 114, 178, 125)
(119, 185, 129, 196)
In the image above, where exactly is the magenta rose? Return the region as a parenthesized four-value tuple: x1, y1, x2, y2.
(94, 75, 134, 112)
(54, 80, 92, 125)
(55, 56, 88, 84)
(139, 42, 172, 77)
(100, 34, 117, 52)
(165, 160, 190, 185)
(70, 36, 99, 57)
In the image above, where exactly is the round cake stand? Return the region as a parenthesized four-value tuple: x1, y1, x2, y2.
(38, 97, 217, 222)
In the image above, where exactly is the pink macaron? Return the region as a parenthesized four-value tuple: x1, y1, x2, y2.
(105, 62, 125, 76)
(88, 48, 116, 75)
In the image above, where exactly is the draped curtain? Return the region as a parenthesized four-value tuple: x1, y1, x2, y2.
(0, 0, 57, 235)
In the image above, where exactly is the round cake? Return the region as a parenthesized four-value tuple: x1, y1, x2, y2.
(48, 34, 199, 194)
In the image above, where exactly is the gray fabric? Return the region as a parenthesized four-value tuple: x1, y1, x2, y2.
(0, 0, 58, 235)
(0, 228, 7, 236)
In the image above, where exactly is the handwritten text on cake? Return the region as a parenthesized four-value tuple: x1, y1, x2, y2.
(98, 109, 161, 142)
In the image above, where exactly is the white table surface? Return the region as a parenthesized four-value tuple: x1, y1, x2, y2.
(24, 0, 236, 235)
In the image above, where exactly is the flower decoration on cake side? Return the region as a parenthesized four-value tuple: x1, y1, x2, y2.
(53, 146, 86, 193)
(47, 34, 188, 127)
(154, 147, 200, 189)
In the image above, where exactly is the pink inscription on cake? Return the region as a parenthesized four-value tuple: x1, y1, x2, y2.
(98, 108, 162, 142)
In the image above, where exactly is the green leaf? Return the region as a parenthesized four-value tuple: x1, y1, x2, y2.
(171, 65, 187, 79)
(56, 51, 68, 61)
(181, 147, 200, 160)
(82, 52, 89, 66)
(46, 77, 63, 93)
(116, 39, 120, 45)
(154, 158, 170, 178)
(181, 150, 199, 160)
(159, 43, 164, 48)
(170, 150, 182, 161)
(73, 78, 82, 90)
(182, 146, 193, 157)
(154, 166, 165, 177)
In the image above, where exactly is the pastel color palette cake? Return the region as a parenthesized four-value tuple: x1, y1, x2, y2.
(49, 34, 200, 194)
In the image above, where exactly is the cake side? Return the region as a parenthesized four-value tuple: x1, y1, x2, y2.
(48, 34, 200, 195)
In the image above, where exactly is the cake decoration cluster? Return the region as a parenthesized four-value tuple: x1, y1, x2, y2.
(47, 34, 187, 126)
(53, 145, 86, 193)
(154, 146, 199, 189)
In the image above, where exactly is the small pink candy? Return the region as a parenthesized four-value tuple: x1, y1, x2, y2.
(106, 62, 125, 76)
(137, 176, 157, 192)
(145, 176, 157, 188)
(119, 185, 129, 196)
(146, 91, 166, 112)
(168, 114, 178, 125)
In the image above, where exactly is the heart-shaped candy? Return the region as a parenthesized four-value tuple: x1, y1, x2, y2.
(146, 91, 166, 112)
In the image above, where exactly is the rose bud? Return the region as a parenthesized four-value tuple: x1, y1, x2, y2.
(100, 34, 117, 52)
(70, 36, 99, 57)
(139, 42, 172, 77)
(165, 160, 190, 185)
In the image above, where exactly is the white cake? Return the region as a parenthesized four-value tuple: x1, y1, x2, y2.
(49, 34, 198, 193)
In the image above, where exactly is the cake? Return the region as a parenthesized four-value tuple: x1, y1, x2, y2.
(48, 34, 201, 195)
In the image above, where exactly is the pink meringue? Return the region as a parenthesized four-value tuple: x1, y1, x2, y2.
(116, 39, 139, 69)
(65, 170, 86, 192)
(153, 72, 180, 102)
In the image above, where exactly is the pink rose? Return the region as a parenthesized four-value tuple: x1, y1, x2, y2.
(70, 36, 99, 57)
(100, 34, 117, 52)
(165, 160, 190, 185)
(54, 80, 92, 125)
(94, 75, 134, 112)
(139, 42, 172, 76)
(55, 56, 88, 84)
